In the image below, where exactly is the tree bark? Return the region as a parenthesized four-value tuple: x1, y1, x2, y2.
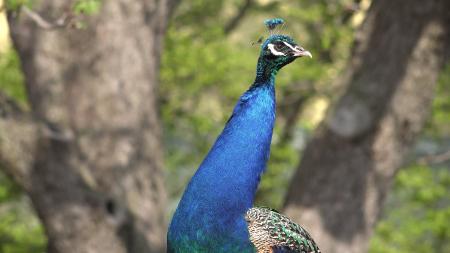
(1, 0, 175, 252)
(284, 0, 450, 253)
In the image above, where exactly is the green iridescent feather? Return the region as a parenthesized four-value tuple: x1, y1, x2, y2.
(245, 207, 321, 253)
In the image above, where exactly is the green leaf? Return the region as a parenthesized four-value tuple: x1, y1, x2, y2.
(73, 0, 102, 15)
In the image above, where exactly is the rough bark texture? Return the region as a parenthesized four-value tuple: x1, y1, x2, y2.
(1, 0, 176, 252)
(284, 1, 450, 253)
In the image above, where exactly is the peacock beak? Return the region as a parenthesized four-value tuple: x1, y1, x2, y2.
(292, 46, 312, 58)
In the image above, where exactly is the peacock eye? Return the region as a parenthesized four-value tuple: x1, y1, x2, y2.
(274, 43, 284, 51)
(267, 42, 286, 56)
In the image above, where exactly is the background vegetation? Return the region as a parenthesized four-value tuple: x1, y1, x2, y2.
(0, 0, 448, 252)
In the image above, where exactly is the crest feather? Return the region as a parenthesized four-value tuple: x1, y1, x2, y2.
(264, 18, 285, 31)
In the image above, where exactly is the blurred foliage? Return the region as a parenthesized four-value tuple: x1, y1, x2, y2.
(73, 0, 102, 15)
(0, 0, 448, 252)
(426, 64, 450, 137)
(0, 42, 45, 252)
(4, 0, 32, 11)
(369, 165, 450, 253)
(0, 50, 27, 106)
(4, 0, 101, 16)
(0, 171, 46, 253)
(0, 172, 21, 203)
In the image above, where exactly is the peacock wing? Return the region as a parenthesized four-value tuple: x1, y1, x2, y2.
(245, 207, 321, 253)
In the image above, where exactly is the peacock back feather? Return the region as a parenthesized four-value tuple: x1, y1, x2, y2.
(246, 207, 320, 253)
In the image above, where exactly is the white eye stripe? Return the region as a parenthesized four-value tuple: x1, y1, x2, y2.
(282, 41, 297, 51)
(267, 43, 285, 56)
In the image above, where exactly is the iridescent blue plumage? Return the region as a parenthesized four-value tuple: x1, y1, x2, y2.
(168, 19, 315, 253)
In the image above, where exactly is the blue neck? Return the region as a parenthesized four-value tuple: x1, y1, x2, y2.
(168, 62, 276, 252)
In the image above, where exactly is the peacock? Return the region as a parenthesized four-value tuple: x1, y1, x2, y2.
(167, 18, 320, 253)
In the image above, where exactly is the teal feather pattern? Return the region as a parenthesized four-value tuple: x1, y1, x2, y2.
(245, 207, 321, 253)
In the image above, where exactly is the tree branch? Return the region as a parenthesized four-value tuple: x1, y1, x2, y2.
(224, 0, 253, 34)
(0, 92, 38, 188)
(417, 150, 450, 165)
(21, 6, 72, 29)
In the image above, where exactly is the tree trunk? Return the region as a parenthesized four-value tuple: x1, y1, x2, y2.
(283, 0, 449, 253)
(1, 0, 175, 252)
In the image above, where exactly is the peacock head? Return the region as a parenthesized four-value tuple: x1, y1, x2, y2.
(255, 19, 311, 81)
(260, 34, 311, 70)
